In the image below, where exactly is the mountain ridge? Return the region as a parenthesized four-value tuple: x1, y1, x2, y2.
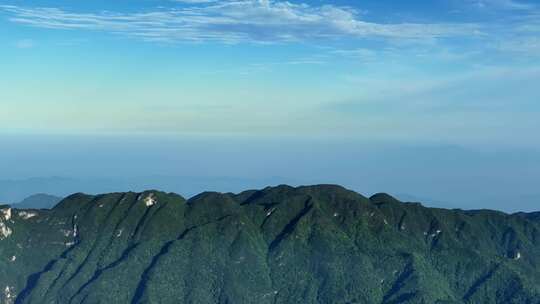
(1, 184, 539, 304)
(47, 184, 537, 217)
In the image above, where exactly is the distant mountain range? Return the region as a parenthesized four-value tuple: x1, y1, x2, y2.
(1, 185, 539, 303)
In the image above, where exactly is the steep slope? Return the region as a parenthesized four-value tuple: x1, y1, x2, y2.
(0, 185, 539, 304)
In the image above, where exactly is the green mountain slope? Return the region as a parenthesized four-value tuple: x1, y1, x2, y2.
(0, 185, 539, 304)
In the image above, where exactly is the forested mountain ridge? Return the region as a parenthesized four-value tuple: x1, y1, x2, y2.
(0, 185, 539, 304)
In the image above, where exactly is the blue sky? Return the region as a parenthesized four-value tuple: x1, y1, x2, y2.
(0, 0, 539, 210)
(1, 0, 539, 141)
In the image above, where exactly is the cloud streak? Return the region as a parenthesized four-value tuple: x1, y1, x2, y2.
(470, 0, 534, 10)
(14, 39, 34, 48)
(0, 1, 479, 43)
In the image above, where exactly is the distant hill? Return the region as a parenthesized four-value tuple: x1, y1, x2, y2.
(394, 193, 458, 209)
(13, 193, 63, 209)
(0, 184, 539, 303)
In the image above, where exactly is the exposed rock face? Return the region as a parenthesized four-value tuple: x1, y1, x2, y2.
(0, 185, 539, 304)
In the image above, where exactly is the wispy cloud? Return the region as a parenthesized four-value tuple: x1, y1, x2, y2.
(470, 0, 535, 10)
(497, 36, 540, 54)
(327, 66, 540, 116)
(14, 38, 34, 48)
(0, 1, 479, 44)
(173, 0, 219, 3)
(330, 48, 379, 62)
(487, 11, 540, 57)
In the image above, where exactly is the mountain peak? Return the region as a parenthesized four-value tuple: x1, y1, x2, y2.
(369, 192, 400, 203)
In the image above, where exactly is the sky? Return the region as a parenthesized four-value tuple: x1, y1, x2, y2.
(0, 0, 539, 211)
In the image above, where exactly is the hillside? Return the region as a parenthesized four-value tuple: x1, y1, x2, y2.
(0, 185, 539, 304)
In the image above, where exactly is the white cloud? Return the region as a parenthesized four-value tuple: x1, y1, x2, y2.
(0, 1, 478, 44)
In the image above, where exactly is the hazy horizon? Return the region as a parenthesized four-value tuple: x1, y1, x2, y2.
(1, 134, 539, 212)
(1, 0, 539, 212)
